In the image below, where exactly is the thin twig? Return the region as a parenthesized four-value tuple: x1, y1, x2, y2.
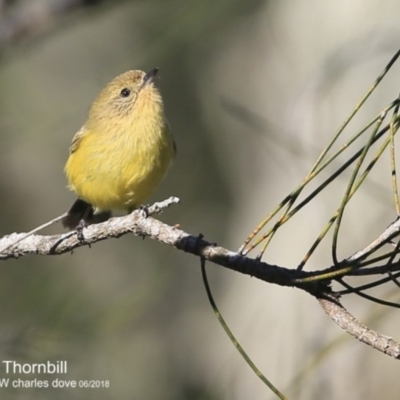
(318, 294, 400, 358)
(346, 217, 400, 263)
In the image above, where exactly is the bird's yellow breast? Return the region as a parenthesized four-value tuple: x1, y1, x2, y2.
(65, 107, 174, 212)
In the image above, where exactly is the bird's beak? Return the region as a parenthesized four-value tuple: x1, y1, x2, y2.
(143, 67, 159, 86)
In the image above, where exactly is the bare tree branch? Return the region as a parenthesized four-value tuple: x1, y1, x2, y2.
(0, 197, 399, 359)
(346, 217, 400, 263)
(318, 295, 400, 358)
(0, 198, 323, 294)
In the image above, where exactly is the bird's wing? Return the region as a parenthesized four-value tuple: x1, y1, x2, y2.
(69, 126, 87, 154)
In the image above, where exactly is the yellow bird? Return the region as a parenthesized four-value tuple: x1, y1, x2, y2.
(63, 68, 176, 229)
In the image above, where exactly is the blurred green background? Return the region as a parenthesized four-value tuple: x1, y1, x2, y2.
(1, 0, 400, 399)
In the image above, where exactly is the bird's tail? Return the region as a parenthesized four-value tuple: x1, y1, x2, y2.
(62, 199, 112, 230)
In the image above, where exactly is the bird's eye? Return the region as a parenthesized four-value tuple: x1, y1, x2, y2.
(120, 88, 131, 98)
